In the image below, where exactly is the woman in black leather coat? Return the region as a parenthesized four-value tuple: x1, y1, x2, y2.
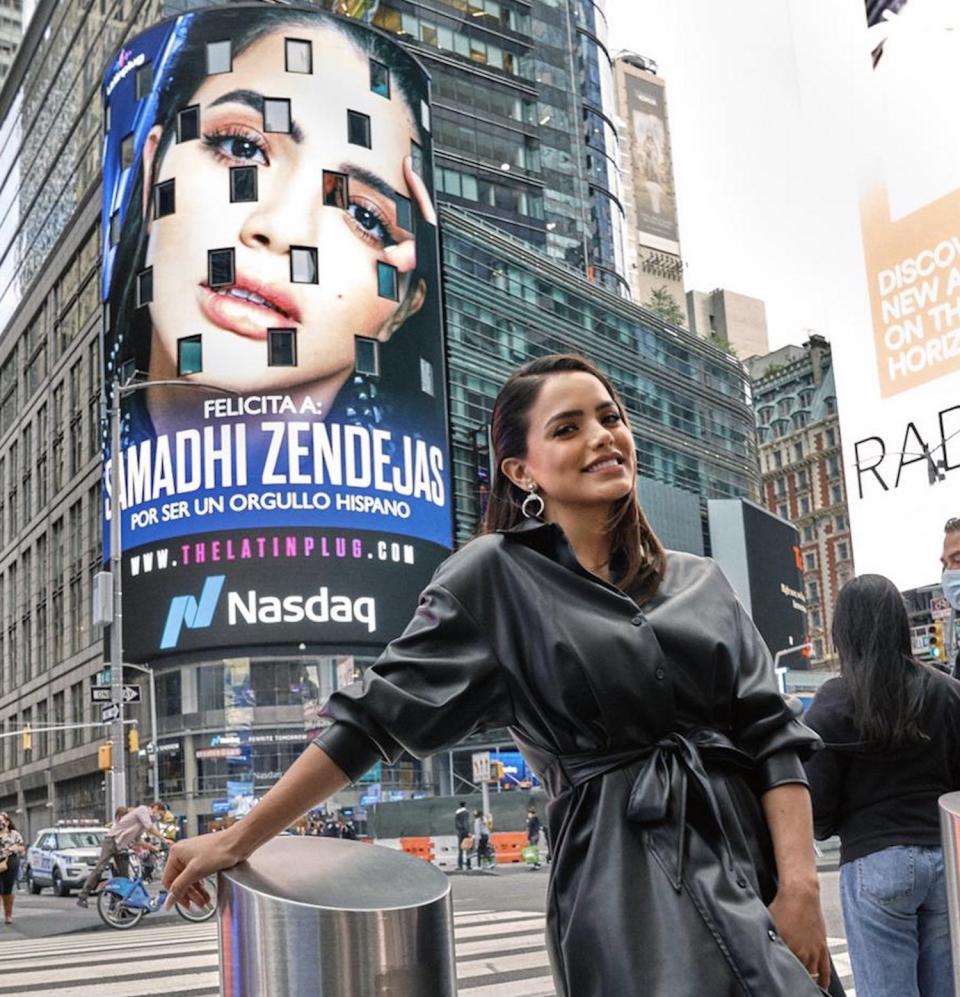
(164, 354, 842, 996)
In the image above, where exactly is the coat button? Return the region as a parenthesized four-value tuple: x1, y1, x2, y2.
(631, 614, 643, 626)
(737, 876, 747, 888)
(767, 929, 778, 942)
(655, 668, 665, 680)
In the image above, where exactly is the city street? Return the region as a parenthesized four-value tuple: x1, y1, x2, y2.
(0, 865, 854, 995)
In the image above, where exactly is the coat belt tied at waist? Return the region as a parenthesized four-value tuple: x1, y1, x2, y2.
(549, 730, 754, 892)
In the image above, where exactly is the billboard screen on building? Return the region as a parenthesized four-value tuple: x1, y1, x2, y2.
(100, 7, 452, 662)
(828, 0, 960, 589)
(622, 72, 680, 248)
(708, 499, 808, 666)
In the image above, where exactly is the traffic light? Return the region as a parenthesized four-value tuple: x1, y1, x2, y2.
(20, 726, 31, 753)
(128, 727, 139, 753)
(490, 761, 505, 782)
(929, 621, 946, 661)
(98, 741, 113, 770)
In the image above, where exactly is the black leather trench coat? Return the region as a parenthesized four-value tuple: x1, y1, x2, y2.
(315, 520, 845, 997)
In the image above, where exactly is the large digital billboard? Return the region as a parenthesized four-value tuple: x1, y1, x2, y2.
(622, 71, 680, 249)
(829, 0, 960, 589)
(101, 6, 452, 661)
(708, 499, 808, 666)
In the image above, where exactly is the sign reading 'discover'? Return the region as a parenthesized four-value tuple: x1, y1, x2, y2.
(101, 7, 452, 660)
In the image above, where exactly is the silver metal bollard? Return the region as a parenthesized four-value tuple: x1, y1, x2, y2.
(218, 836, 456, 996)
(939, 791, 960, 994)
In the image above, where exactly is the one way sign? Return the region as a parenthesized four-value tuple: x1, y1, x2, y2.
(91, 685, 141, 704)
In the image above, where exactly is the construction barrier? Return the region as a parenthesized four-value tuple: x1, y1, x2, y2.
(491, 832, 528, 864)
(400, 836, 436, 863)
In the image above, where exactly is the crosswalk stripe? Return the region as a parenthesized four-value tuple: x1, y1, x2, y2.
(0, 909, 856, 997)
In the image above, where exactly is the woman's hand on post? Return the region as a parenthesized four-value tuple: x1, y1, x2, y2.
(767, 879, 832, 989)
(162, 828, 246, 910)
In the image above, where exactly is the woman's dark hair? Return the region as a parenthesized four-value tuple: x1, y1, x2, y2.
(481, 353, 666, 597)
(0, 813, 15, 832)
(832, 573, 929, 746)
(109, 5, 433, 439)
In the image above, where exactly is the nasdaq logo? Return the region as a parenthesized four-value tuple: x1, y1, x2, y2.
(160, 575, 226, 649)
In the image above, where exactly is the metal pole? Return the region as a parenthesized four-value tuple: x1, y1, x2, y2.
(109, 380, 126, 809)
(149, 666, 159, 798)
(939, 792, 960, 994)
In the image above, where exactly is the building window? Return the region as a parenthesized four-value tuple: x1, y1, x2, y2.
(178, 336, 202, 376)
(377, 261, 399, 300)
(206, 40, 232, 75)
(835, 513, 846, 531)
(778, 504, 788, 520)
(837, 541, 849, 561)
(370, 58, 390, 97)
(800, 496, 810, 515)
(136, 268, 153, 307)
(290, 247, 318, 284)
(355, 337, 380, 377)
(230, 166, 258, 202)
(207, 248, 235, 287)
(120, 133, 135, 171)
(794, 442, 804, 462)
(263, 97, 292, 134)
(831, 484, 843, 505)
(826, 427, 837, 447)
(410, 140, 423, 176)
(803, 525, 815, 542)
(154, 179, 176, 217)
(135, 61, 153, 100)
(805, 553, 817, 571)
(267, 329, 297, 367)
(285, 38, 313, 74)
(773, 450, 783, 469)
(177, 105, 200, 143)
(322, 171, 348, 209)
(420, 358, 435, 396)
(347, 110, 372, 148)
(394, 193, 412, 232)
(156, 670, 182, 718)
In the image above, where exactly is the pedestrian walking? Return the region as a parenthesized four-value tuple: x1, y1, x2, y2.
(454, 801, 470, 870)
(805, 574, 960, 997)
(165, 354, 842, 996)
(0, 813, 24, 925)
(77, 802, 167, 907)
(941, 517, 960, 678)
(525, 806, 542, 869)
(473, 810, 491, 870)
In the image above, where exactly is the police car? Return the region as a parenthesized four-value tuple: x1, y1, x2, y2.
(25, 824, 107, 896)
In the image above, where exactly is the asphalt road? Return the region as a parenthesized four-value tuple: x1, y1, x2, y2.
(3, 863, 846, 941)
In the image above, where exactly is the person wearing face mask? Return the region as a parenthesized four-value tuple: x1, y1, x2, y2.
(0, 814, 24, 925)
(940, 518, 960, 678)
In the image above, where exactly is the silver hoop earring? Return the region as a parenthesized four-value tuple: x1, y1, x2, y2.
(521, 487, 544, 519)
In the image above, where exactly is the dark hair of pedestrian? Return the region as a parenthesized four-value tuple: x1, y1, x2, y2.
(481, 354, 665, 597)
(832, 573, 930, 747)
(458, 800, 465, 807)
(0, 813, 15, 832)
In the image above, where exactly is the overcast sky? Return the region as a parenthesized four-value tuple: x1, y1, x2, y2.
(605, 1, 835, 352)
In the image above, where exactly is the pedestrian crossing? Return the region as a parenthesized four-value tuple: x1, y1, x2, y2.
(0, 910, 855, 996)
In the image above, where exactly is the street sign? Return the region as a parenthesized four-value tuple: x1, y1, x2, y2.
(91, 685, 141, 704)
(472, 751, 490, 783)
(100, 702, 120, 724)
(931, 597, 952, 621)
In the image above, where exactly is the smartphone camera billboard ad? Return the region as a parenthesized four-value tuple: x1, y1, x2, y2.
(101, 6, 452, 662)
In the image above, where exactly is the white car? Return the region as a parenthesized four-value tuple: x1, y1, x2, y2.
(25, 826, 108, 896)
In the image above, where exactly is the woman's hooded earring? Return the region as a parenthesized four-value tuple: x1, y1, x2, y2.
(521, 483, 544, 519)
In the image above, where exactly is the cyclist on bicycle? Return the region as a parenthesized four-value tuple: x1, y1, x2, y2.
(76, 802, 168, 907)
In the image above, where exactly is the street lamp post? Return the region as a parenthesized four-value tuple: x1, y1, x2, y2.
(106, 375, 237, 811)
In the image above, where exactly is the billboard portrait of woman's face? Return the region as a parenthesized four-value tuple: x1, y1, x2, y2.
(101, 6, 453, 662)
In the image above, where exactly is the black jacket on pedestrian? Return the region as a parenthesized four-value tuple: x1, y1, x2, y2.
(804, 669, 960, 865)
(315, 519, 838, 997)
(454, 806, 470, 836)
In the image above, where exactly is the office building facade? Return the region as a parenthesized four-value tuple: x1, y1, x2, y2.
(748, 335, 854, 669)
(687, 287, 770, 361)
(0, 0, 759, 837)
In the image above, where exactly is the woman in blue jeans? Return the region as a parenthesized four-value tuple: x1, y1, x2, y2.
(805, 574, 960, 997)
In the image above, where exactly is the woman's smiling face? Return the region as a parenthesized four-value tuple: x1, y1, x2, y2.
(143, 25, 423, 403)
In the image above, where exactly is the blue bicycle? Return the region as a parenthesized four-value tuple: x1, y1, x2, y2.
(97, 852, 217, 929)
